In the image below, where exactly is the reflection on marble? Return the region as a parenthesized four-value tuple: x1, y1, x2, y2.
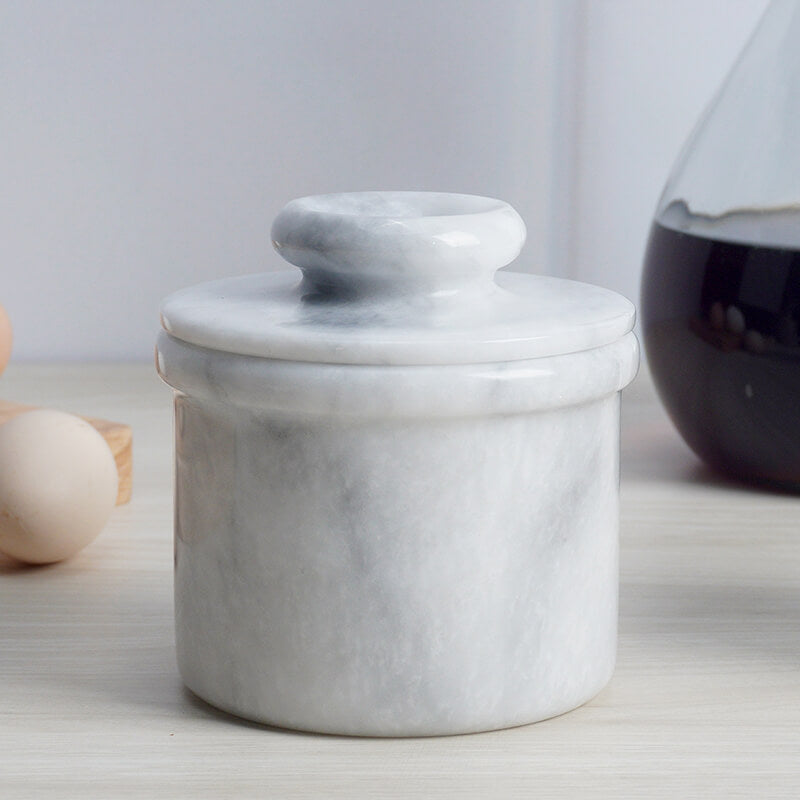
(157, 191, 639, 735)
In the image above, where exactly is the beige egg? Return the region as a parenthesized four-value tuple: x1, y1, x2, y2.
(0, 304, 12, 375)
(0, 409, 118, 564)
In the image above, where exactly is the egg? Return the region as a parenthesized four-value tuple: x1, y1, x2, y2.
(726, 304, 746, 335)
(0, 304, 12, 375)
(0, 409, 118, 564)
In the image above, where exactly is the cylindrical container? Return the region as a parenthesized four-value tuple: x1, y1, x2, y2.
(157, 192, 638, 736)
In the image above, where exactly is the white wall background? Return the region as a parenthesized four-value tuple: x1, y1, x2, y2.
(571, 0, 769, 297)
(0, 0, 768, 361)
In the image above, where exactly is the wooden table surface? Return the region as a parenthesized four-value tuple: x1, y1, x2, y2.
(1, 364, 798, 798)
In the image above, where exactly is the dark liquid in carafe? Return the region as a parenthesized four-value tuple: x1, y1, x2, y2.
(641, 205, 800, 487)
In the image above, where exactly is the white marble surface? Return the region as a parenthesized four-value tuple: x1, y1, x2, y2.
(271, 192, 526, 295)
(157, 331, 638, 418)
(173, 394, 622, 736)
(160, 192, 635, 365)
(157, 192, 639, 735)
(158, 333, 637, 735)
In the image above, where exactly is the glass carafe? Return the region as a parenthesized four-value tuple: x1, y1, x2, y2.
(641, 0, 800, 487)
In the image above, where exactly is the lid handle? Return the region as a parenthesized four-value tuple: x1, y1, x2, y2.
(271, 192, 526, 298)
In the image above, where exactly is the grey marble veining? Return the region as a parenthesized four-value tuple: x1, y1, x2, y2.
(270, 192, 525, 297)
(157, 191, 639, 736)
(157, 331, 638, 418)
(173, 393, 621, 736)
(160, 192, 635, 366)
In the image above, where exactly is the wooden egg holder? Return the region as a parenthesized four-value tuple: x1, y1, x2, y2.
(0, 400, 132, 505)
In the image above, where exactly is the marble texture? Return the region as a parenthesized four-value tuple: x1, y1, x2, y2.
(160, 192, 635, 366)
(271, 192, 527, 296)
(156, 191, 639, 736)
(156, 331, 638, 418)
(172, 393, 621, 737)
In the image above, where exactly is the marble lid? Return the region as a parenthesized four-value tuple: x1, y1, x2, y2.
(160, 192, 635, 366)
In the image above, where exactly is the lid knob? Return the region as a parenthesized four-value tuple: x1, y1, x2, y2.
(271, 191, 526, 298)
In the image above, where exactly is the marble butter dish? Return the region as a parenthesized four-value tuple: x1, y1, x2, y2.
(156, 191, 639, 737)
